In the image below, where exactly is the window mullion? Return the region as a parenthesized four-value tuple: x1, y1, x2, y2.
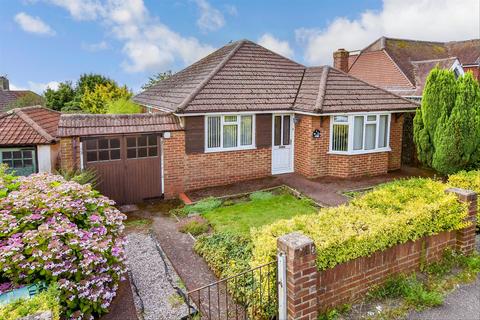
(375, 115, 380, 149)
(220, 116, 224, 149)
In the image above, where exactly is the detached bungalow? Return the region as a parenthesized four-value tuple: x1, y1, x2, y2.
(58, 40, 418, 204)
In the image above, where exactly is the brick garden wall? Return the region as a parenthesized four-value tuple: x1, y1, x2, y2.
(59, 137, 80, 171)
(278, 188, 477, 320)
(163, 131, 186, 199)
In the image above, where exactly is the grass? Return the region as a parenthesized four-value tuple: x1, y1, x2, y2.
(124, 218, 151, 228)
(178, 219, 209, 236)
(202, 192, 317, 236)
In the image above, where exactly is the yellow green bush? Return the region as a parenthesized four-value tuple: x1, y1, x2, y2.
(0, 285, 60, 320)
(448, 170, 480, 228)
(251, 178, 468, 270)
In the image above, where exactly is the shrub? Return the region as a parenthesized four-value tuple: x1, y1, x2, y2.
(250, 178, 468, 270)
(0, 284, 61, 320)
(448, 170, 480, 229)
(178, 218, 209, 236)
(55, 168, 98, 188)
(249, 191, 274, 201)
(0, 166, 127, 319)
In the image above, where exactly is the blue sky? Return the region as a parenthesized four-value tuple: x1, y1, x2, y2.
(1, 0, 478, 93)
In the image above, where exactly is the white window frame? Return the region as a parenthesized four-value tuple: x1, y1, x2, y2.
(329, 113, 391, 155)
(204, 114, 256, 152)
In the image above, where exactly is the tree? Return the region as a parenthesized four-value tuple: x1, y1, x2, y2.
(7, 92, 44, 110)
(80, 83, 132, 114)
(44, 81, 75, 111)
(141, 71, 172, 90)
(413, 68, 480, 174)
(106, 98, 142, 114)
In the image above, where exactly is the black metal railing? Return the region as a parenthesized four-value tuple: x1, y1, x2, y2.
(186, 260, 278, 320)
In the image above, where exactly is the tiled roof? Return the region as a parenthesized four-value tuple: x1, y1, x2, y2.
(0, 106, 60, 146)
(58, 113, 183, 137)
(295, 66, 417, 113)
(0, 90, 40, 113)
(411, 57, 458, 96)
(134, 39, 415, 114)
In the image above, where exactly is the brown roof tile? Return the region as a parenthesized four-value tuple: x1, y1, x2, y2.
(58, 113, 183, 137)
(0, 106, 60, 146)
(0, 90, 41, 113)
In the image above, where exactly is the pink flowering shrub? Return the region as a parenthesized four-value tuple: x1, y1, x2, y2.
(0, 165, 127, 319)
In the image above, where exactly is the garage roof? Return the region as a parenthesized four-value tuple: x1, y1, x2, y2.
(58, 113, 183, 137)
(0, 106, 60, 146)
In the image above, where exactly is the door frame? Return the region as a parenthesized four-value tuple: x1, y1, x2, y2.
(271, 113, 295, 175)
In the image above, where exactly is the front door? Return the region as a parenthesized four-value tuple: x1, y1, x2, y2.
(272, 114, 294, 174)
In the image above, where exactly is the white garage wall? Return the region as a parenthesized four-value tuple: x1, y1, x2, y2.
(37, 145, 52, 173)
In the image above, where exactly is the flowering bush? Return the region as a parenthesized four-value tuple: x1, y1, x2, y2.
(0, 165, 127, 319)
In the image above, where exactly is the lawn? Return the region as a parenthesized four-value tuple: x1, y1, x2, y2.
(201, 191, 318, 236)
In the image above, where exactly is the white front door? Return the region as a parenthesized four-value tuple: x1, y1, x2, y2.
(272, 114, 294, 174)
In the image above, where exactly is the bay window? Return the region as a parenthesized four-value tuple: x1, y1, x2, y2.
(331, 114, 390, 153)
(205, 115, 255, 151)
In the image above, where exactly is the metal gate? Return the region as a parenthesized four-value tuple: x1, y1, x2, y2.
(185, 258, 285, 320)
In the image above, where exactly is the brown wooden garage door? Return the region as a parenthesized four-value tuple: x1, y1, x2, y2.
(83, 134, 162, 204)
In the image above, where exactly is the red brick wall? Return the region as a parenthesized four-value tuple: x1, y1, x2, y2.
(294, 115, 403, 179)
(59, 137, 80, 171)
(163, 131, 186, 199)
(464, 66, 480, 82)
(184, 148, 271, 191)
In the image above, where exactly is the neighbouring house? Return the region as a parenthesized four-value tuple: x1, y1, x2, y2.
(58, 40, 417, 204)
(0, 76, 43, 113)
(0, 106, 60, 175)
(333, 37, 480, 100)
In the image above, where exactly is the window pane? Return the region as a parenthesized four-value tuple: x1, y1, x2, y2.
(367, 115, 376, 122)
(207, 117, 220, 148)
(365, 123, 376, 150)
(379, 115, 389, 148)
(353, 116, 364, 150)
(127, 137, 137, 148)
(2, 152, 12, 159)
(87, 151, 97, 162)
(274, 116, 282, 146)
(334, 115, 348, 123)
(127, 149, 136, 159)
(3, 160, 13, 168)
(283, 116, 291, 145)
(13, 151, 21, 159)
(110, 139, 120, 149)
(98, 139, 109, 149)
(24, 159, 33, 166)
(148, 147, 158, 157)
(138, 147, 148, 158)
(148, 135, 157, 146)
(22, 150, 32, 158)
(99, 150, 109, 161)
(332, 124, 348, 151)
(110, 149, 120, 160)
(13, 160, 22, 168)
(223, 124, 238, 148)
(224, 115, 237, 122)
(86, 140, 97, 150)
(138, 136, 147, 147)
(240, 116, 253, 146)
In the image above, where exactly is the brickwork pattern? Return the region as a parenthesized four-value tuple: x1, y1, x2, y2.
(388, 114, 404, 170)
(59, 137, 80, 171)
(163, 131, 186, 198)
(446, 188, 478, 254)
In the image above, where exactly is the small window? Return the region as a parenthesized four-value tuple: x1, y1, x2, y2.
(205, 115, 255, 151)
(1, 149, 34, 169)
(332, 117, 349, 152)
(85, 138, 121, 163)
(127, 135, 158, 159)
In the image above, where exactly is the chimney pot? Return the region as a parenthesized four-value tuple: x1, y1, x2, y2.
(333, 49, 350, 72)
(0, 76, 9, 91)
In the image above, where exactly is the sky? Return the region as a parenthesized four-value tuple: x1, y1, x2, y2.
(1, 0, 479, 94)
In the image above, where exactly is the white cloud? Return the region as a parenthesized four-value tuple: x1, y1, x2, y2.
(258, 33, 294, 59)
(194, 0, 225, 32)
(27, 81, 60, 93)
(14, 12, 55, 36)
(48, 0, 215, 73)
(296, 0, 480, 65)
(224, 4, 238, 16)
(81, 41, 109, 52)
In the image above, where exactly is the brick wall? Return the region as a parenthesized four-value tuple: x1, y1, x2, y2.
(278, 189, 477, 319)
(294, 115, 403, 179)
(163, 131, 186, 198)
(464, 66, 480, 82)
(59, 137, 80, 171)
(184, 148, 271, 191)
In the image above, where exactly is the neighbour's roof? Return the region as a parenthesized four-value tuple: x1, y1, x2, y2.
(295, 66, 416, 113)
(58, 113, 183, 137)
(0, 106, 60, 146)
(134, 39, 417, 114)
(0, 90, 40, 113)
(410, 57, 459, 96)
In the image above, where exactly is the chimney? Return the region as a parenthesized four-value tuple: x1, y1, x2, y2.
(0, 76, 9, 91)
(333, 49, 349, 72)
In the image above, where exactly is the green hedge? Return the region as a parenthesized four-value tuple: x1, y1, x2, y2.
(0, 285, 60, 320)
(251, 178, 468, 270)
(449, 170, 480, 229)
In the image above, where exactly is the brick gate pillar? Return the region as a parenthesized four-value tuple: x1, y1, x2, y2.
(446, 188, 477, 254)
(277, 232, 318, 320)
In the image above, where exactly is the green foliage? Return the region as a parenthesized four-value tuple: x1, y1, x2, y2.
(178, 219, 209, 236)
(448, 170, 480, 229)
(141, 71, 172, 90)
(318, 304, 351, 320)
(7, 92, 44, 110)
(80, 83, 132, 114)
(249, 191, 274, 201)
(414, 68, 480, 174)
(55, 168, 98, 188)
(180, 197, 223, 216)
(106, 98, 142, 114)
(0, 284, 60, 320)
(44, 82, 75, 111)
(250, 178, 468, 271)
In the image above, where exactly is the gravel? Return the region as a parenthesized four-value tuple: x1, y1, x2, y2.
(125, 232, 190, 320)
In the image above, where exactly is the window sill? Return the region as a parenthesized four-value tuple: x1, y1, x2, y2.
(204, 146, 257, 153)
(328, 148, 391, 156)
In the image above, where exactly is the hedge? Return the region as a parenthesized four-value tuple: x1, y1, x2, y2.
(250, 178, 468, 270)
(448, 170, 480, 229)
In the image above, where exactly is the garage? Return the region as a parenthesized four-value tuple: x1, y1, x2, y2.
(58, 113, 182, 205)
